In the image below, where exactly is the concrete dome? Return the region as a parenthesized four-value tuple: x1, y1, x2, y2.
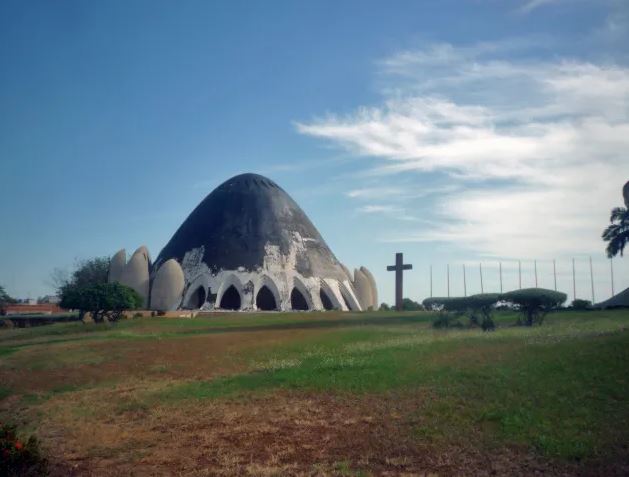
(153, 173, 362, 311)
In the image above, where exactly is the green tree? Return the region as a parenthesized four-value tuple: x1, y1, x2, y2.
(602, 206, 629, 258)
(0, 285, 17, 315)
(60, 282, 142, 323)
(502, 288, 567, 326)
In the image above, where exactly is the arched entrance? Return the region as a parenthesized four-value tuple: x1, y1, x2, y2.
(319, 288, 334, 310)
(256, 285, 277, 311)
(291, 287, 309, 311)
(219, 285, 241, 310)
(187, 286, 206, 309)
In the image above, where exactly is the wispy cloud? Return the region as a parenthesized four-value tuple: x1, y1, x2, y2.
(296, 39, 629, 259)
(519, 0, 563, 14)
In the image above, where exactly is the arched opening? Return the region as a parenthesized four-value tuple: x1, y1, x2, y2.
(340, 291, 352, 311)
(319, 288, 334, 310)
(188, 286, 206, 309)
(291, 287, 309, 311)
(219, 285, 241, 310)
(256, 285, 277, 311)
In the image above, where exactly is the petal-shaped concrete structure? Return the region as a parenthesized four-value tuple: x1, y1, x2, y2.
(108, 249, 126, 283)
(119, 246, 150, 307)
(353, 268, 373, 311)
(153, 173, 364, 311)
(360, 266, 378, 310)
(150, 259, 185, 311)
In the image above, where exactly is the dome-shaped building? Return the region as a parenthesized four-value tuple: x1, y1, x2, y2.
(109, 173, 378, 312)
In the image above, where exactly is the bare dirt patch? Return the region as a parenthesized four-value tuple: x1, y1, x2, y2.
(0, 327, 324, 395)
(34, 390, 606, 476)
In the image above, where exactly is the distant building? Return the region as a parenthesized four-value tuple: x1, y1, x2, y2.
(38, 295, 60, 305)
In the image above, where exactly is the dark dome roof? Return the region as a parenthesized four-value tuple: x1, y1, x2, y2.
(154, 173, 346, 280)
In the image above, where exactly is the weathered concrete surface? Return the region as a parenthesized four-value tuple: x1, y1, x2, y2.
(108, 249, 127, 283)
(360, 266, 378, 310)
(120, 246, 151, 308)
(353, 268, 374, 311)
(150, 259, 185, 311)
(152, 173, 362, 311)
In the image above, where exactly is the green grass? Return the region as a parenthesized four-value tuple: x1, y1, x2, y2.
(1, 309, 628, 463)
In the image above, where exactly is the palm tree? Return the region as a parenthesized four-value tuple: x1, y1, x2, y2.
(602, 206, 629, 258)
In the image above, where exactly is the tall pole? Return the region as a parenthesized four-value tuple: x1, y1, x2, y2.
(534, 260, 538, 288)
(589, 256, 595, 304)
(463, 264, 467, 297)
(553, 259, 557, 291)
(572, 258, 576, 301)
(610, 258, 615, 297)
(479, 263, 484, 293)
(518, 260, 522, 289)
(430, 265, 433, 298)
(447, 264, 450, 298)
(499, 262, 503, 294)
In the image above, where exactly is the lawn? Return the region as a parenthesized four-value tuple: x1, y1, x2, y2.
(0, 309, 628, 475)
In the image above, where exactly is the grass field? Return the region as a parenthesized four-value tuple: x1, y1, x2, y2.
(1, 309, 628, 475)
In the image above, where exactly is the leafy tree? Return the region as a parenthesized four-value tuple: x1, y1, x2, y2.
(379, 302, 391, 311)
(502, 288, 567, 326)
(402, 298, 423, 311)
(571, 299, 592, 310)
(60, 282, 142, 323)
(424, 294, 499, 331)
(0, 285, 17, 315)
(602, 206, 629, 258)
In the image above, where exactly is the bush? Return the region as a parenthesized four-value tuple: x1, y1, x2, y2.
(0, 422, 47, 476)
(432, 312, 464, 329)
(424, 294, 500, 331)
(60, 282, 143, 323)
(379, 303, 391, 311)
(402, 298, 423, 311)
(502, 288, 567, 326)
(571, 299, 592, 310)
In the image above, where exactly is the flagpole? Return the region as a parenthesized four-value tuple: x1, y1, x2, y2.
(589, 256, 595, 304)
(518, 260, 522, 289)
(572, 258, 576, 301)
(479, 263, 484, 294)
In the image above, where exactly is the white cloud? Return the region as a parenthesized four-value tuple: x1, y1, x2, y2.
(519, 0, 563, 13)
(296, 41, 629, 259)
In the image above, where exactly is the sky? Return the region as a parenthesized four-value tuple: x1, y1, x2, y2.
(1, 0, 628, 304)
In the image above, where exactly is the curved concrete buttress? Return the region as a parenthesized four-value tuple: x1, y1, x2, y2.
(108, 249, 126, 283)
(120, 246, 151, 307)
(150, 259, 185, 311)
(340, 263, 353, 283)
(360, 266, 378, 310)
(353, 268, 373, 311)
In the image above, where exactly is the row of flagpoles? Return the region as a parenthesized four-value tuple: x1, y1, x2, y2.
(428, 257, 618, 304)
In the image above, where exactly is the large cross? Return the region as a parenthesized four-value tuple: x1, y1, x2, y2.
(387, 252, 413, 311)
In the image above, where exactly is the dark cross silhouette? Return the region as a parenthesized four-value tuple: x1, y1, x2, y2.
(387, 252, 413, 311)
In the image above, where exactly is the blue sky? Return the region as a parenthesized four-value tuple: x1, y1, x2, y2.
(1, 0, 628, 304)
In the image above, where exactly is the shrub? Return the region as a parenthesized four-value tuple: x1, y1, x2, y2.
(60, 282, 143, 323)
(571, 299, 592, 310)
(424, 294, 500, 331)
(0, 422, 47, 476)
(379, 303, 391, 311)
(432, 311, 464, 329)
(502, 288, 567, 326)
(402, 298, 423, 311)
